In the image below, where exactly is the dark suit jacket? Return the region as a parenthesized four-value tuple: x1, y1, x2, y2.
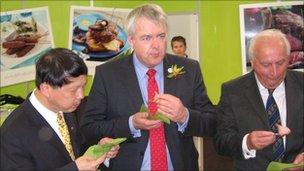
(81, 54, 215, 170)
(215, 71, 304, 171)
(1, 95, 84, 171)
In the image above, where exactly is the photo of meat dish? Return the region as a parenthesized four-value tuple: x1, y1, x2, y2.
(71, 13, 129, 61)
(243, 4, 303, 70)
(0, 11, 52, 71)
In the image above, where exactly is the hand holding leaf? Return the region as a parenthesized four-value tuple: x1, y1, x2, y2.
(84, 138, 126, 159)
(140, 104, 170, 124)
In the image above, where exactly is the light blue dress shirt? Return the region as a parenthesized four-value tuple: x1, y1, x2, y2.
(128, 54, 189, 171)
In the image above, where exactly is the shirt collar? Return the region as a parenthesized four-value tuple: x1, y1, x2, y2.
(29, 89, 58, 118)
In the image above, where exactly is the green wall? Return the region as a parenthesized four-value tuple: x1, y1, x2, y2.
(0, 0, 273, 104)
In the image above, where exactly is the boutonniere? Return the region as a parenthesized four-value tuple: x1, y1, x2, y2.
(167, 64, 186, 79)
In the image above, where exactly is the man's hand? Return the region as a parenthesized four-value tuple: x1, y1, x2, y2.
(75, 154, 106, 171)
(155, 93, 188, 124)
(247, 131, 275, 150)
(98, 137, 120, 159)
(293, 152, 304, 164)
(132, 112, 162, 130)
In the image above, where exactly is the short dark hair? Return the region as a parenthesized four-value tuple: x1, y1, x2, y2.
(35, 48, 88, 89)
(171, 36, 186, 48)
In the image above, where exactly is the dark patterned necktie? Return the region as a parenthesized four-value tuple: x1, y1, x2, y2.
(266, 89, 284, 161)
(147, 69, 168, 171)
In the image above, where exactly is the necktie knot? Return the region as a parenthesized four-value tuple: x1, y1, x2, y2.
(147, 69, 156, 78)
(268, 89, 274, 96)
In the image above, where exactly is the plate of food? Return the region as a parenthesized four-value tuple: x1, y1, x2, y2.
(244, 6, 304, 69)
(71, 13, 129, 61)
(1, 17, 52, 70)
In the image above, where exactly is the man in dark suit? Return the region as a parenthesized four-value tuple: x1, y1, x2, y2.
(215, 29, 304, 170)
(1, 48, 119, 170)
(81, 4, 215, 171)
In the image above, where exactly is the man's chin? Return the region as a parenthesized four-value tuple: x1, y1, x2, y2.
(266, 82, 282, 89)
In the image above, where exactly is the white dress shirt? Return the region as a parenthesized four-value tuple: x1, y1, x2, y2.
(242, 75, 287, 159)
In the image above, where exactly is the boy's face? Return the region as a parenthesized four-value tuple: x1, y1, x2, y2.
(172, 41, 186, 57)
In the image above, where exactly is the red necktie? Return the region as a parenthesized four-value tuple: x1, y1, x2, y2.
(147, 69, 168, 171)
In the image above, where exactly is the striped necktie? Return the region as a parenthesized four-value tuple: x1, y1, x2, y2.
(266, 89, 284, 161)
(147, 69, 168, 171)
(57, 112, 75, 160)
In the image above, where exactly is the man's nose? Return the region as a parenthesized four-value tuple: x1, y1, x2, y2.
(270, 64, 277, 76)
(151, 38, 159, 48)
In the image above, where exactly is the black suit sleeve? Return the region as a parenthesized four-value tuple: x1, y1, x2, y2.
(214, 83, 244, 159)
(80, 66, 132, 144)
(183, 60, 216, 137)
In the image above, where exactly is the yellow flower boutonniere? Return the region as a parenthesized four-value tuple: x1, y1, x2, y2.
(167, 64, 186, 79)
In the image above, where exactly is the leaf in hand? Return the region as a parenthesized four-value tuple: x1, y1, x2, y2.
(139, 104, 170, 124)
(84, 138, 126, 159)
(276, 124, 291, 137)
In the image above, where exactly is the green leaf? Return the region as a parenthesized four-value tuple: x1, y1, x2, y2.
(140, 104, 148, 113)
(139, 104, 170, 124)
(84, 138, 127, 160)
(156, 112, 170, 124)
(267, 161, 304, 171)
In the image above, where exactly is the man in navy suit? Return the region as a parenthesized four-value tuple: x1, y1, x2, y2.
(215, 29, 304, 170)
(81, 4, 216, 170)
(1, 48, 119, 170)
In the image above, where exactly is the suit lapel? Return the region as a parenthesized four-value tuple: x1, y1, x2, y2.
(64, 113, 81, 157)
(119, 55, 149, 152)
(244, 72, 270, 128)
(27, 101, 72, 161)
(162, 55, 184, 168)
(163, 55, 178, 95)
(285, 72, 300, 152)
(119, 55, 143, 111)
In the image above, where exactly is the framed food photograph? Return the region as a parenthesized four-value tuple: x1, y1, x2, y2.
(239, 1, 303, 74)
(69, 6, 132, 75)
(0, 7, 54, 87)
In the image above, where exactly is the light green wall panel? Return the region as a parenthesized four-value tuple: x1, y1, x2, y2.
(0, 0, 275, 104)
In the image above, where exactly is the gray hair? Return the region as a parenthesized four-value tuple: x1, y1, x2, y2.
(126, 4, 167, 36)
(248, 29, 291, 60)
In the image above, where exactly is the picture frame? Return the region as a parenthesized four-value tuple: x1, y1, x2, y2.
(0, 7, 54, 87)
(239, 1, 303, 74)
(68, 6, 132, 75)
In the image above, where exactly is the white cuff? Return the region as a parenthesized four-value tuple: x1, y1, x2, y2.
(104, 158, 110, 167)
(177, 108, 189, 133)
(128, 115, 141, 138)
(242, 133, 256, 159)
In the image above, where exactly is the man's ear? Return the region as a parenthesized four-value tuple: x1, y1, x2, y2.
(128, 34, 134, 48)
(39, 83, 52, 98)
(250, 60, 254, 69)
